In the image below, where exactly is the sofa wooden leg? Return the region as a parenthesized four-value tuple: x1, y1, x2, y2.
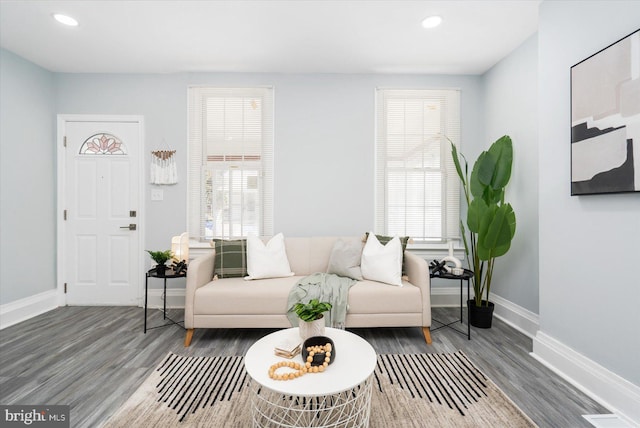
(422, 327, 432, 345)
(184, 329, 194, 347)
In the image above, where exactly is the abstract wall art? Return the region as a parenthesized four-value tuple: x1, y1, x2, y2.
(571, 29, 640, 195)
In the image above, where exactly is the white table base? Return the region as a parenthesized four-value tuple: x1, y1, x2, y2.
(249, 375, 373, 428)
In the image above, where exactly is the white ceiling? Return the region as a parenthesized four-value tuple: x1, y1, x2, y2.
(0, 0, 540, 75)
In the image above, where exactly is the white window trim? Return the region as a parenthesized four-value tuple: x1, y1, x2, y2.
(188, 86, 274, 241)
(374, 87, 461, 246)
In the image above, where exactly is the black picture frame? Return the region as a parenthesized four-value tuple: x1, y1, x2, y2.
(570, 29, 640, 195)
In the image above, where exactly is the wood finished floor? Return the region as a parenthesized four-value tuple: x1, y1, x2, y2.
(0, 306, 608, 427)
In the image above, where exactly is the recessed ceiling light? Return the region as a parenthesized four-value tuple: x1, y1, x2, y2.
(422, 15, 442, 29)
(53, 14, 79, 27)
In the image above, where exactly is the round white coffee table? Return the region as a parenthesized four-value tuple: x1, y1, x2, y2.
(244, 327, 377, 427)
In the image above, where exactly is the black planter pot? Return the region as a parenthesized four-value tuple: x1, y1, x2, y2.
(467, 300, 495, 329)
(155, 264, 167, 276)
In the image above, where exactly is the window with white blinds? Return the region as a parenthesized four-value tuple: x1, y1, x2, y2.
(188, 87, 274, 240)
(375, 89, 461, 244)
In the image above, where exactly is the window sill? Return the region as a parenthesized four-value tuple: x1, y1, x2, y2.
(188, 239, 465, 262)
(189, 239, 212, 249)
(188, 239, 213, 260)
(407, 242, 466, 261)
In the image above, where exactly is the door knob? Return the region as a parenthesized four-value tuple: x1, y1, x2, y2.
(120, 224, 137, 230)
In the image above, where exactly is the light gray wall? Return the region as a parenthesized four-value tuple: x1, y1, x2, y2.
(55, 72, 483, 262)
(0, 48, 56, 305)
(0, 51, 482, 303)
(55, 73, 189, 259)
(538, 1, 640, 384)
(480, 34, 539, 314)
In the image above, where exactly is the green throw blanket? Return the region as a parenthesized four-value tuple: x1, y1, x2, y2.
(286, 272, 356, 328)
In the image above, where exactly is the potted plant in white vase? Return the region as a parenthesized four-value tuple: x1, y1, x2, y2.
(451, 135, 517, 328)
(292, 299, 332, 340)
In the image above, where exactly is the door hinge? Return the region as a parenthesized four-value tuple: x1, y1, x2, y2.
(64, 283, 67, 293)
(64, 209, 67, 221)
(64, 136, 67, 148)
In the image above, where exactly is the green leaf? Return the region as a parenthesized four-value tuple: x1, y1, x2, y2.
(487, 136, 513, 190)
(467, 198, 488, 233)
(469, 152, 487, 199)
(470, 136, 513, 204)
(450, 142, 466, 186)
(477, 203, 516, 260)
(490, 204, 516, 258)
(293, 299, 332, 321)
(476, 150, 498, 188)
(481, 185, 496, 206)
(460, 220, 469, 256)
(146, 249, 173, 264)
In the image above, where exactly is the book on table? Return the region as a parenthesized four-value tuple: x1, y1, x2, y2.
(274, 340, 301, 359)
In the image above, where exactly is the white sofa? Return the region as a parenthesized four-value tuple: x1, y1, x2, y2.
(184, 236, 432, 346)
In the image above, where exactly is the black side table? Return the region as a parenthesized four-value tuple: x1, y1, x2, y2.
(430, 268, 473, 340)
(144, 267, 187, 333)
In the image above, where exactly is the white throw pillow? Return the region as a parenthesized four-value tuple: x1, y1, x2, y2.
(360, 233, 403, 286)
(245, 233, 295, 280)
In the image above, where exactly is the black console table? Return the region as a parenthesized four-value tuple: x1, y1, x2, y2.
(430, 268, 473, 340)
(144, 267, 187, 333)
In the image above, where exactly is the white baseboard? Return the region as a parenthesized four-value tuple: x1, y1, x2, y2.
(532, 331, 640, 427)
(430, 286, 470, 307)
(0, 290, 58, 330)
(491, 294, 539, 339)
(0, 286, 538, 339)
(431, 287, 539, 339)
(145, 289, 186, 309)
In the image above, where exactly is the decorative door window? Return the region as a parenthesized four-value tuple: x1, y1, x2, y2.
(79, 133, 127, 155)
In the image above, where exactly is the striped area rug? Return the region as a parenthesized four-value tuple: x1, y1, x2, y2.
(102, 351, 537, 427)
(376, 353, 489, 416)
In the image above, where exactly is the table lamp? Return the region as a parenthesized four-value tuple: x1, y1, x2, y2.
(171, 232, 189, 263)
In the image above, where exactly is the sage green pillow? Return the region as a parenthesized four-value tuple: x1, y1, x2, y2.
(212, 239, 247, 278)
(326, 238, 364, 280)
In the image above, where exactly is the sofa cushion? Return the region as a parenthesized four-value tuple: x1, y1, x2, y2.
(283, 238, 312, 275)
(246, 233, 294, 280)
(194, 276, 422, 317)
(360, 233, 402, 286)
(194, 276, 301, 315)
(347, 280, 422, 314)
(211, 238, 247, 278)
(326, 238, 363, 280)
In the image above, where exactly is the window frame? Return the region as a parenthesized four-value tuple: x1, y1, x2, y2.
(188, 86, 274, 242)
(374, 88, 461, 246)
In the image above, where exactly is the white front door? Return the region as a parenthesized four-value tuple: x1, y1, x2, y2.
(59, 116, 144, 305)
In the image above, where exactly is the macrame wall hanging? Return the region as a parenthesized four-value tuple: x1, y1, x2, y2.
(150, 149, 178, 185)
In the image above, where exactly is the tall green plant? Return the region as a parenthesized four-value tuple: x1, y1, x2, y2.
(451, 135, 516, 307)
